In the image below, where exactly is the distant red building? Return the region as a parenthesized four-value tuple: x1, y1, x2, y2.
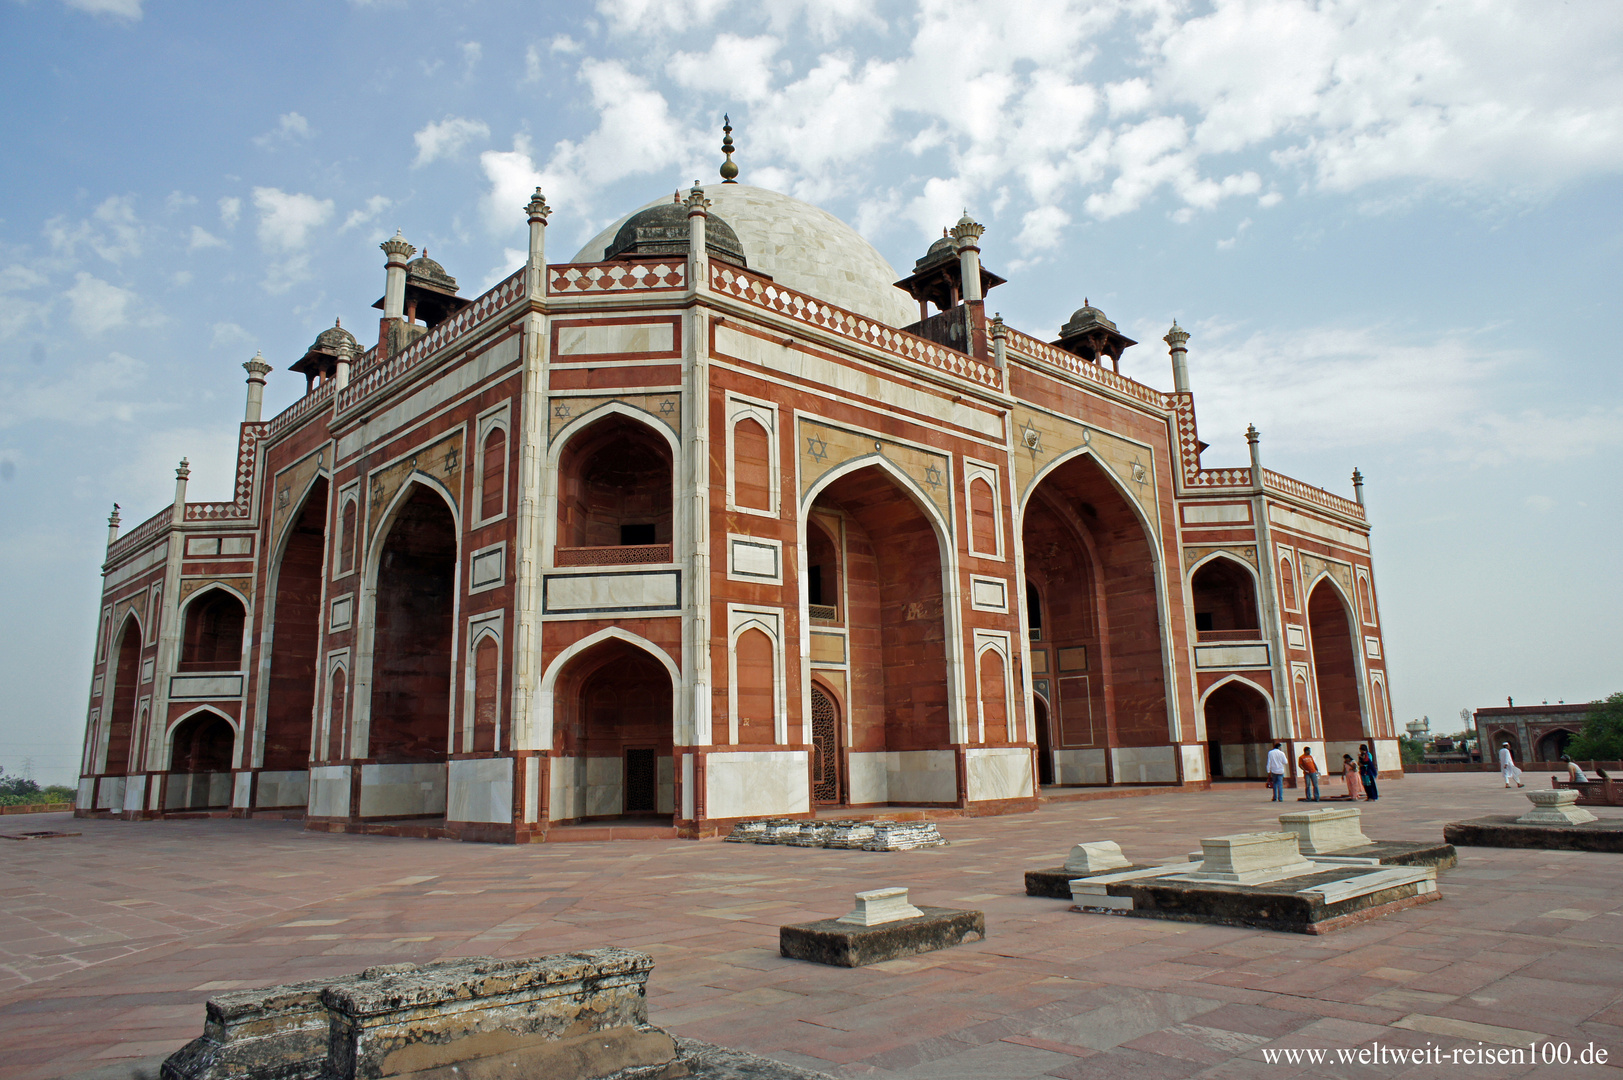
(1475, 703, 1591, 763)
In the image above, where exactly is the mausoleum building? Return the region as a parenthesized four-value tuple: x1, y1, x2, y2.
(75, 154, 1394, 841)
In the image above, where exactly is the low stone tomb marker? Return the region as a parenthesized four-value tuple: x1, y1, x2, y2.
(1185, 831, 1316, 884)
(1025, 840, 1144, 898)
(1277, 807, 1372, 855)
(1517, 788, 1599, 826)
(780, 886, 984, 967)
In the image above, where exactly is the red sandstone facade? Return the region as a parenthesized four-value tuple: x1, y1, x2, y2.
(75, 181, 1394, 842)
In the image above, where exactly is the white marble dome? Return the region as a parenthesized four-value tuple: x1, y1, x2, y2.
(573, 184, 917, 328)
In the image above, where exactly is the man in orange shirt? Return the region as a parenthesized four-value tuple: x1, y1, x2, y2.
(1298, 747, 1321, 802)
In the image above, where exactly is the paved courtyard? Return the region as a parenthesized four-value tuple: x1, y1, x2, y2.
(3, 774, 1621, 1079)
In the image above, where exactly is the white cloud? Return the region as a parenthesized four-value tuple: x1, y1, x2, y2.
(482, 248, 527, 291)
(254, 112, 311, 148)
(218, 196, 241, 228)
(252, 187, 334, 293)
(188, 225, 225, 251)
(64, 272, 134, 335)
(413, 116, 491, 167)
(1015, 205, 1071, 252)
(342, 195, 392, 231)
(524, 44, 543, 83)
(461, 41, 482, 77)
(0, 266, 50, 340)
(60, 0, 141, 18)
(45, 195, 143, 263)
(0, 350, 149, 429)
(479, 136, 546, 237)
(668, 35, 781, 102)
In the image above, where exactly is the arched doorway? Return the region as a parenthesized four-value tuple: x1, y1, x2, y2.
(179, 590, 246, 671)
(165, 711, 235, 810)
(1308, 580, 1364, 748)
(1021, 453, 1168, 784)
(103, 615, 143, 779)
(810, 683, 843, 805)
(551, 637, 675, 823)
(555, 414, 673, 564)
(1033, 694, 1053, 785)
(265, 478, 328, 771)
(809, 463, 955, 805)
(1537, 729, 1577, 762)
(1190, 557, 1260, 641)
(366, 483, 457, 818)
(1203, 680, 1272, 779)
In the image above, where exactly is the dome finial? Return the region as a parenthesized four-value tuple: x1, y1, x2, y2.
(720, 114, 739, 183)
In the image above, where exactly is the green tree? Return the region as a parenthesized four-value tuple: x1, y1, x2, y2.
(1566, 693, 1623, 761)
(1397, 735, 1425, 766)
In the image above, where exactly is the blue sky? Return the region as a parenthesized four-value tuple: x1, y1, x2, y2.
(2, 0, 1620, 784)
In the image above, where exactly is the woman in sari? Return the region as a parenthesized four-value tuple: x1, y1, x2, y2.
(1342, 754, 1366, 800)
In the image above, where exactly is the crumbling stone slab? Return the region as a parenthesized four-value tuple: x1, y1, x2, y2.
(780, 907, 985, 967)
(720, 818, 946, 851)
(1445, 815, 1623, 852)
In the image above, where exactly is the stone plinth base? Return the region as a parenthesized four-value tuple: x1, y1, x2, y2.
(780, 907, 984, 967)
(1310, 839, 1458, 871)
(1445, 816, 1623, 852)
(1070, 863, 1439, 934)
(1517, 789, 1598, 825)
(1025, 864, 1158, 899)
(1278, 807, 1372, 854)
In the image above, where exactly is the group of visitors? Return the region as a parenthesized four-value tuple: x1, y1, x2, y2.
(1264, 742, 1381, 802)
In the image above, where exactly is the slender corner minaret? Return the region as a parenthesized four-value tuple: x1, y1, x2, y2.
(1246, 424, 1263, 489)
(525, 187, 551, 300)
(106, 503, 121, 549)
(334, 337, 354, 390)
(1352, 468, 1365, 508)
(951, 210, 986, 303)
(1164, 321, 1191, 394)
(990, 313, 1008, 367)
(720, 115, 739, 183)
(381, 230, 415, 321)
(172, 458, 190, 525)
(684, 180, 711, 285)
(243, 351, 272, 422)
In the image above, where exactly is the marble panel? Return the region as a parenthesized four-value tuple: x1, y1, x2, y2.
(542, 571, 680, 614)
(657, 754, 674, 815)
(707, 750, 810, 819)
(886, 750, 958, 804)
(1182, 503, 1250, 524)
(122, 774, 146, 813)
(76, 777, 95, 810)
(256, 770, 308, 808)
(220, 536, 253, 556)
(1268, 505, 1369, 551)
(847, 752, 889, 804)
(585, 756, 624, 818)
(448, 758, 513, 823)
(96, 776, 126, 810)
(964, 747, 1033, 802)
(1111, 744, 1177, 783)
(233, 769, 252, 808)
(358, 762, 447, 818)
(557, 322, 674, 356)
(1179, 743, 1207, 782)
(170, 674, 244, 700)
(1194, 644, 1270, 669)
(308, 766, 351, 818)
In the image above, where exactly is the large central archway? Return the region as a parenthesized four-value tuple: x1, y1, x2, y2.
(103, 614, 143, 778)
(1308, 579, 1364, 748)
(550, 637, 675, 823)
(809, 462, 955, 806)
(1203, 679, 1272, 779)
(365, 482, 458, 817)
(1021, 452, 1169, 785)
(264, 478, 328, 773)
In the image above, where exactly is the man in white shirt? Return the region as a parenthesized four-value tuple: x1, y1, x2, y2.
(1499, 743, 1525, 788)
(1266, 742, 1289, 802)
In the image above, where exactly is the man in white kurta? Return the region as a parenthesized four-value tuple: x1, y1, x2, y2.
(1499, 744, 1525, 788)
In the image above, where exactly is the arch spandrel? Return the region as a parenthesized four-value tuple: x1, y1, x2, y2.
(797, 419, 952, 524)
(270, 445, 331, 549)
(1011, 408, 1161, 537)
(366, 433, 464, 540)
(178, 576, 254, 606)
(1298, 552, 1355, 600)
(547, 394, 681, 443)
(1183, 544, 1258, 572)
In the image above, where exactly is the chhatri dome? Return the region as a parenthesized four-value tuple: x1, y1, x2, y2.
(574, 183, 918, 329)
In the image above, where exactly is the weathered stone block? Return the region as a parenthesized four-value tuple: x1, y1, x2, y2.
(1064, 841, 1131, 873)
(1516, 789, 1598, 825)
(837, 887, 923, 926)
(780, 907, 985, 967)
(1277, 807, 1371, 855)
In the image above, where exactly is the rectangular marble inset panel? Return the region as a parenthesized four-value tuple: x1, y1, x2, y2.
(969, 577, 1007, 612)
(141, 658, 155, 683)
(185, 537, 221, 557)
(728, 537, 781, 582)
(220, 536, 253, 556)
(1182, 503, 1250, 524)
(471, 545, 505, 589)
(964, 747, 1034, 803)
(886, 750, 958, 804)
(1180, 743, 1208, 782)
(1286, 624, 1306, 649)
(706, 751, 810, 819)
(448, 757, 513, 824)
(329, 595, 353, 632)
(76, 777, 95, 810)
(1194, 644, 1270, 669)
(1052, 748, 1106, 785)
(557, 322, 675, 356)
(96, 776, 126, 810)
(92, 674, 104, 698)
(1364, 636, 1381, 659)
(810, 632, 845, 664)
(1111, 744, 1178, 784)
(847, 752, 888, 805)
(123, 774, 146, 813)
(358, 762, 447, 818)
(1268, 505, 1369, 551)
(169, 674, 244, 699)
(542, 570, 680, 614)
(308, 765, 350, 818)
(256, 770, 308, 809)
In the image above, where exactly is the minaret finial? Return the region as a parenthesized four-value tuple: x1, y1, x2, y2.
(720, 114, 739, 183)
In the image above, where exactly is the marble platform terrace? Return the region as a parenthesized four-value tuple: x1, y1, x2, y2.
(4, 773, 1621, 1080)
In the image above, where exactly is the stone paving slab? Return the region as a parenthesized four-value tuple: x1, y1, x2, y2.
(2, 779, 1623, 1079)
